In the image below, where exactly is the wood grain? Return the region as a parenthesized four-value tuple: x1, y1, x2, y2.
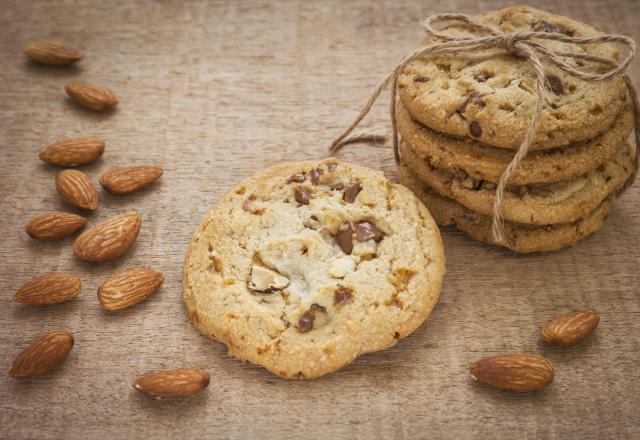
(0, 0, 639, 438)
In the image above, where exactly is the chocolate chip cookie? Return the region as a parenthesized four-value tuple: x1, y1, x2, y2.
(397, 164, 614, 253)
(400, 140, 635, 225)
(397, 6, 627, 150)
(396, 100, 634, 185)
(183, 158, 445, 379)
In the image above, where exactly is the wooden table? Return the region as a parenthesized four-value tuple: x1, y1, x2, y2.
(1, 1, 638, 438)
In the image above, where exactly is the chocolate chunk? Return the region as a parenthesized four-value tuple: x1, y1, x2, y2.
(354, 221, 384, 242)
(532, 20, 571, 35)
(288, 174, 306, 183)
(327, 162, 338, 171)
(330, 182, 344, 191)
(414, 76, 430, 83)
(310, 168, 324, 185)
(470, 121, 482, 137)
(336, 221, 354, 254)
(343, 182, 361, 203)
(298, 309, 315, 333)
(294, 186, 311, 205)
(334, 287, 353, 305)
(545, 74, 565, 95)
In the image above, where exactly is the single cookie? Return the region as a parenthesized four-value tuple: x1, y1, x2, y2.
(397, 165, 614, 253)
(183, 158, 445, 379)
(400, 140, 635, 225)
(398, 5, 627, 150)
(396, 100, 634, 185)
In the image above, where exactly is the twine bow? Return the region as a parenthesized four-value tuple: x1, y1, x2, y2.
(328, 13, 637, 243)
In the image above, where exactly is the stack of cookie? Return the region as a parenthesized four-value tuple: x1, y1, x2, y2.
(395, 6, 637, 253)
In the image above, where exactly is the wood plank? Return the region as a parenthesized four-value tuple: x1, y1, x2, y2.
(0, 1, 638, 438)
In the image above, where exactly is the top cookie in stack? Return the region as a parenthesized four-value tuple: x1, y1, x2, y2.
(396, 5, 637, 253)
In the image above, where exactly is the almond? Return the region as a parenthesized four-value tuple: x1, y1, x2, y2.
(540, 309, 600, 346)
(15, 272, 81, 305)
(98, 268, 164, 311)
(55, 169, 99, 210)
(24, 41, 83, 65)
(65, 82, 118, 112)
(133, 368, 210, 399)
(100, 166, 163, 194)
(39, 138, 105, 167)
(469, 355, 554, 392)
(73, 212, 141, 263)
(26, 212, 86, 241)
(10, 331, 74, 379)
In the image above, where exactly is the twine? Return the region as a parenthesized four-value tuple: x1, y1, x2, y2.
(328, 13, 637, 243)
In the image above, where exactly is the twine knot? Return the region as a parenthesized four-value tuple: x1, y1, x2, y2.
(328, 12, 638, 244)
(496, 34, 523, 54)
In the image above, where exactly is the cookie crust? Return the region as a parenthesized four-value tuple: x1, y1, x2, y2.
(183, 159, 445, 379)
(396, 100, 633, 185)
(397, 165, 614, 253)
(400, 140, 634, 225)
(398, 6, 627, 150)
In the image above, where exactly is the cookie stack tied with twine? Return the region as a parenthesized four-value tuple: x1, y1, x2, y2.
(329, 6, 638, 253)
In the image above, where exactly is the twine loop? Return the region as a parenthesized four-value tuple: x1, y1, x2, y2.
(328, 12, 637, 243)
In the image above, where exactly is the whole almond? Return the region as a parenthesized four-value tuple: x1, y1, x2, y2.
(133, 368, 210, 399)
(24, 41, 83, 65)
(469, 355, 554, 392)
(10, 331, 74, 379)
(540, 309, 600, 346)
(15, 272, 81, 305)
(98, 268, 164, 311)
(39, 138, 105, 167)
(73, 212, 141, 263)
(55, 169, 99, 210)
(100, 166, 163, 195)
(65, 82, 118, 112)
(26, 212, 86, 241)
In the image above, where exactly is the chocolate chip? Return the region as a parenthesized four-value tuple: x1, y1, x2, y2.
(545, 74, 565, 95)
(327, 162, 338, 171)
(294, 186, 311, 205)
(298, 309, 315, 333)
(310, 168, 324, 185)
(288, 174, 305, 183)
(335, 221, 354, 255)
(310, 303, 326, 313)
(334, 287, 353, 305)
(470, 121, 482, 137)
(474, 72, 490, 82)
(242, 194, 257, 211)
(330, 182, 344, 191)
(532, 20, 571, 35)
(354, 221, 384, 242)
(457, 92, 485, 119)
(343, 182, 361, 203)
(414, 76, 430, 83)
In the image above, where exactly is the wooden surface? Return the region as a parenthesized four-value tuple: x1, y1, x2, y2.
(1, 1, 639, 438)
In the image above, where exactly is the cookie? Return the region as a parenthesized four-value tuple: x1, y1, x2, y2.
(183, 158, 445, 379)
(397, 165, 614, 253)
(396, 100, 634, 185)
(397, 6, 627, 150)
(400, 139, 635, 225)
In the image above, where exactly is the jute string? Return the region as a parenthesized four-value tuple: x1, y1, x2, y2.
(328, 13, 637, 243)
